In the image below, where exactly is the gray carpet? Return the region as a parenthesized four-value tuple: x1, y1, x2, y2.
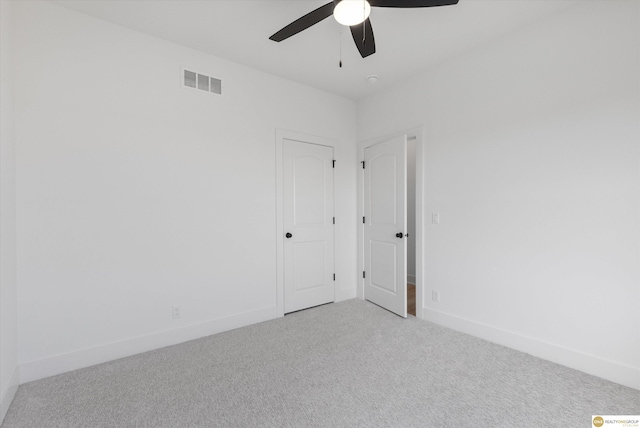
(3, 299, 639, 427)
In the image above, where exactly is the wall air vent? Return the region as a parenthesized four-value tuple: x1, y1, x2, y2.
(182, 68, 222, 95)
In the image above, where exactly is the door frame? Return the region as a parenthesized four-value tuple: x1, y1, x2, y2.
(357, 126, 426, 319)
(276, 129, 336, 317)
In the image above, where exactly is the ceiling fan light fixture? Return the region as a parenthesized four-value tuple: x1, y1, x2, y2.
(334, 0, 371, 26)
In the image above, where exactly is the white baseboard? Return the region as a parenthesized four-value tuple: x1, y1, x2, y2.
(423, 307, 640, 391)
(0, 367, 19, 424)
(407, 275, 416, 285)
(335, 288, 356, 302)
(20, 306, 278, 384)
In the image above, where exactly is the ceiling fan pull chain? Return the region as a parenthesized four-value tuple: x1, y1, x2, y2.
(362, 20, 367, 46)
(362, 1, 366, 45)
(339, 25, 343, 68)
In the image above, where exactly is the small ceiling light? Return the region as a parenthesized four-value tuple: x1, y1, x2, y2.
(367, 75, 379, 84)
(334, 0, 371, 27)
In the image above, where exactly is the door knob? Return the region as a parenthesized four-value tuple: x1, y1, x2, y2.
(286, 232, 293, 238)
(395, 233, 403, 238)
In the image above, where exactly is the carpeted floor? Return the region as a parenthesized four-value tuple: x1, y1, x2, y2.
(3, 299, 639, 427)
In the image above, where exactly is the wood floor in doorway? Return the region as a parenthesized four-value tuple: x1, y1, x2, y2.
(408, 284, 416, 316)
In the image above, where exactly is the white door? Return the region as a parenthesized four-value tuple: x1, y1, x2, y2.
(364, 135, 407, 317)
(283, 139, 335, 313)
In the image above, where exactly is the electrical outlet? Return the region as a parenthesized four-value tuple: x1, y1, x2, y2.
(432, 213, 440, 224)
(432, 291, 440, 303)
(172, 306, 181, 319)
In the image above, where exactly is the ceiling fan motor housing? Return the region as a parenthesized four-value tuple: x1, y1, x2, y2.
(333, 0, 372, 27)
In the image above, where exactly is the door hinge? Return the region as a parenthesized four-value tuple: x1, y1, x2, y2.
(363, 271, 366, 279)
(333, 273, 336, 281)
(333, 159, 336, 168)
(361, 161, 365, 169)
(362, 216, 365, 224)
(333, 217, 335, 224)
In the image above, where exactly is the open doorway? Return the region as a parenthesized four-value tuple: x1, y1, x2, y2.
(407, 136, 417, 316)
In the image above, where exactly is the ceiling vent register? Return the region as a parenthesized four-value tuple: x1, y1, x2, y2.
(183, 69, 222, 95)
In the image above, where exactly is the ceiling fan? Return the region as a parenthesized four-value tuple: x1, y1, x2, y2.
(269, 0, 459, 59)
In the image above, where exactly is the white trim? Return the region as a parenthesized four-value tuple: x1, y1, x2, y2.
(0, 367, 19, 424)
(407, 275, 416, 285)
(414, 128, 425, 319)
(275, 129, 338, 317)
(275, 130, 285, 316)
(19, 306, 277, 384)
(335, 288, 357, 302)
(357, 126, 426, 319)
(423, 306, 640, 391)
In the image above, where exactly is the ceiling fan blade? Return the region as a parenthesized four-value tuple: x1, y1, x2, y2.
(269, 2, 335, 42)
(350, 18, 376, 58)
(369, 0, 458, 7)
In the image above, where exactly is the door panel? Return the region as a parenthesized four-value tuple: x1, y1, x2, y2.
(370, 241, 397, 293)
(370, 155, 397, 225)
(293, 241, 325, 291)
(293, 156, 325, 226)
(283, 139, 334, 313)
(364, 135, 407, 317)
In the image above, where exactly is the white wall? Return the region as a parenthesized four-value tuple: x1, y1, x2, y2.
(13, 1, 357, 382)
(0, 0, 19, 421)
(358, 1, 640, 389)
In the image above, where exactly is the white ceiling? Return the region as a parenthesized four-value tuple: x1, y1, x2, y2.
(51, 0, 578, 100)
